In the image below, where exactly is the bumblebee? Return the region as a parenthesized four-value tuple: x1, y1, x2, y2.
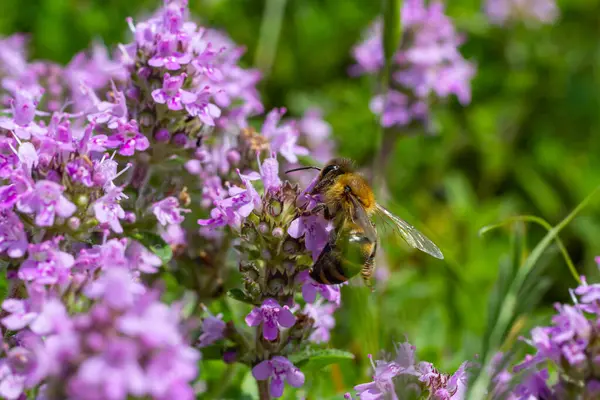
(287, 158, 443, 287)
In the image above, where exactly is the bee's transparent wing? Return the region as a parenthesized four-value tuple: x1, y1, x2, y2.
(347, 193, 378, 243)
(375, 203, 444, 260)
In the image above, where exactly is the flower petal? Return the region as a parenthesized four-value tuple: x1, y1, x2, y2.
(252, 360, 272, 381)
(277, 307, 296, 328)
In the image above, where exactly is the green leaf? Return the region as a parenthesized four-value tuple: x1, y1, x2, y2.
(382, 0, 402, 71)
(288, 348, 355, 372)
(468, 185, 600, 399)
(130, 231, 173, 264)
(227, 289, 255, 305)
(200, 345, 224, 361)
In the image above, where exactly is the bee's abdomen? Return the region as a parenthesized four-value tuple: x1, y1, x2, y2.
(309, 243, 349, 284)
(310, 232, 375, 285)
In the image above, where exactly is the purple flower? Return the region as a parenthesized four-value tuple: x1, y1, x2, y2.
(1, 299, 37, 331)
(198, 313, 226, 348)
(29, 299, 71, 336)
(354, 341, 426, 399)
(258, 153, 282, 194)
(185, 88, 222, 126)
(19, 240, 75, 285)
(148, 45, 192, 71)
(0, 89, 45, 140)
(66, 158, 94, 187)
(296, 270, 341, 305)
(198, 172, 261, 230)
(126, 241, 163, 274)
(298, 108, 334, 166)
(152, 73, 197, 111)
(261, 108, 309, 163)
(17, 180, 76, 227)
(85, 268, 145, 311)
(106, 119, 149, 156)
(351, 1, 474, 128)
(0, 210, 28, 258)
(288, 215, 330, 261)
(303, 300, 337, 343)
(513, 368, 553, 399)
(252, 356, 305, 398)
(71, 337, 146, 399)
(245, 299, 296, 341)
(485, 0, 558, 25)
(93, 189, 126, 233)
(152, 197, 190, 226)
(0, 349, 32, 400)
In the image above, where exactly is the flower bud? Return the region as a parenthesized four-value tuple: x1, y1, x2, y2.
(283, 238, 299, 253)
(272, 227, 284, 238)
(172, 133, 188, 147)
(124, 212, 136, 224)
(67, 217, 81, 231)
(223, 350, 237, 364)
(258, 222, 269, 234)
(154, 128, 171, 142)
(267, 199, 283, 217)
(75, 194, 89, 208)
(125, 86, 140, 100)
(137, 67, 151, 79)
(226, 149, 241, 166)
(268, 277, 285, 293)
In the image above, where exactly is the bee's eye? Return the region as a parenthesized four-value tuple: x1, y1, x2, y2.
(322, 164, 339, 176)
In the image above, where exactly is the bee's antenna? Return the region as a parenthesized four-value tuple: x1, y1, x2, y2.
(285, 166, 321, 174)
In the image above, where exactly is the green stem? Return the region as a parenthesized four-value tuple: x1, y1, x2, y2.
(479, 215, 581, 284)
(257, 379, 271, 400)
(469, 184, 600, 399)
(205, 364, 238, 399)
(254, 0, 287, 75)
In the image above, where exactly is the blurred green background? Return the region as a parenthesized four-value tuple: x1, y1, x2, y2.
(3, 0, 600, 397)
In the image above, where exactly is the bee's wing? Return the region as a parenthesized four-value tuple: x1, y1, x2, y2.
(347, 193, 378, 243)
(374, 203, 444, 260)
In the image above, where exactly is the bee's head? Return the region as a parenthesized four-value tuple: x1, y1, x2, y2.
(285, 158, 356, 195)
(318, 158, 355, 181)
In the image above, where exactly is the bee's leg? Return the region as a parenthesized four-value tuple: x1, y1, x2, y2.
(361, 242, 377, 292)
(300, 203, 326, 217)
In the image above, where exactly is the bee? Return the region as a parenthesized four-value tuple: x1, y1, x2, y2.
(287, 158, 443, 287)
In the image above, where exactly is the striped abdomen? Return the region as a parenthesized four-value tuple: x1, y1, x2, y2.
(309, 230, 377, 285)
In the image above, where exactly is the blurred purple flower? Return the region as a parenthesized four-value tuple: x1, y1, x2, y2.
(0, 210, 28, 258)
(152, 197, 190, 226)
(71, 337, 146, 399)
(93, 189, 126, 233)
(245, 299, 296, 341)
(152, 73, 197, 111)
(198, 313, 226, 348)
(126, 241, 163, 274)
(252, 356, 305, 398)
(1, 299, 37, 331)
(485, 0, 559, 25)
(85, 268, 145, 310)
(261, 108, 308, 163)
(198, 171, 261, 230)
(17, 180, 76, 227)
(106, 119, 149, 156)
(258, 153, 282, 194)
(303, 299, 338, 344)
(66, 158, 94, 187)
(296, 270, 341, 305)
(351, 1, 475, 128)
(19, 240, 74, 285)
